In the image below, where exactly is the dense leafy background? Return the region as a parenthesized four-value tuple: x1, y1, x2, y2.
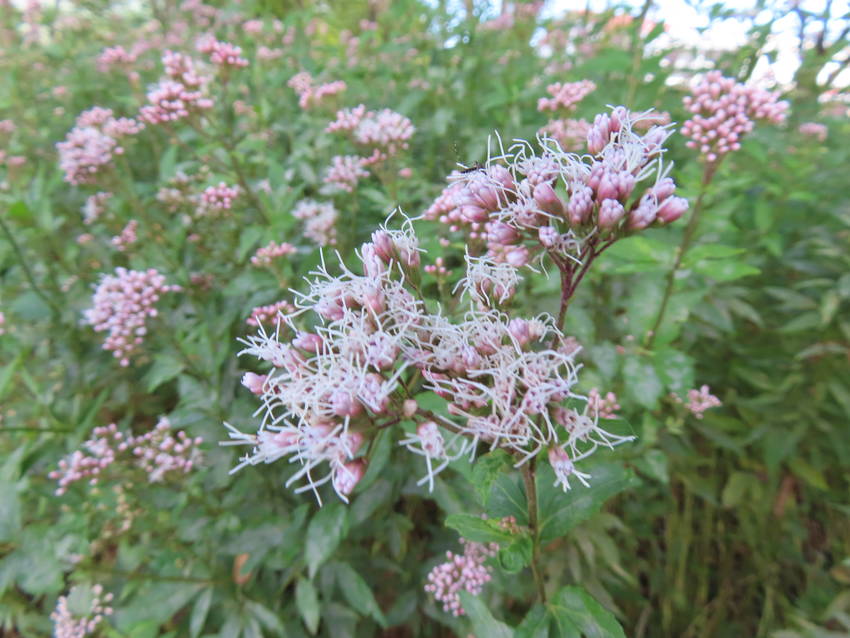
(1, 0, 848, 636)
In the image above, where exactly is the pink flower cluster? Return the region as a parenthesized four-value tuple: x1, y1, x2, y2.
(798, 121, 827, 142)
(323, 154, 370, 193)
(197, 181, 241, 216)
(140, 52, 213, 124)
(672, 385, 721, 419)
(425, 537, 499, 616)
(288, 71, 347, 109)
(539, 117, 590, 151)
(426, 107, 688, 265)
(51, 584, 113, 638)
(110, 219, 138, 251)
(292, 199, 339, 246)
(201, 38, 249, 68)
(587, 388, 620, 419)
(57, 108, 143, 185)
(226, 219, 634, 501)
(537, 80, 596, 112)
(682, 71, 788, 164)
(251, 241, 297, 267)
(326, 105, 415, 159)
(96, 45, 138, 73)
(247, 300, 296, 327)
(83, 268, 180, 366)
(49, 419, 202, 495)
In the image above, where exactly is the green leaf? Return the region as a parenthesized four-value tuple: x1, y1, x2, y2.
(471, 449, 512, 505)
(547, 586, 626, 638)
(335, 563, 387, 627)
(295, 578, 320, 635)
(305, 503, 348, 578)
(445, 513, 515, 544)
(538, 462, 638, 545)
(458, 591, 514, 638)
(486, 474, 528, 525)
(143, 354, 186, 392)
(189, 588, 213, 638)
(622, 357, 663, 409)
(692, 259, 760, 282)
(601, 236, 674, 274)
(0, 481, 21, 542)
(681, 244, 743, 267)
(516, 604, 550, 638)
(652, 348, 694, 395)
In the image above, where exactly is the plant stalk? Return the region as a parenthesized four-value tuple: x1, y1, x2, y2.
(521, 459, 546, 604)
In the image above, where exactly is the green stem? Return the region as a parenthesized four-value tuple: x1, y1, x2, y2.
(0, 214, 62, 317)
(645, 167, 715, 348)
(521, 459, 546, 604)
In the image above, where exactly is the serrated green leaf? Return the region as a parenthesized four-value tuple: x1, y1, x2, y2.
(538, 462, 638, 545)
(471, 449, 512, 505)
(546, 586, 626, 638)
(445, 513, 514, 544)
(143, 354, 186, 392)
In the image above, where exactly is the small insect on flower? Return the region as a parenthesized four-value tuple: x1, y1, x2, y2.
(459, 161, 485, 174)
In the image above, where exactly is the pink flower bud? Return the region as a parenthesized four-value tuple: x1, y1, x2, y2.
(598, 199, 625, 228)
(656, 196, 689, 223)
(292, 332, 323, 353)
(487, 221, 519, 245)
(459, 204, 489, 223)
(333, 460, 366, 497)
(331, 390, 363, 417)
(533, 181, 565, 216)
(241, 372, 267, 395)
(403, 399, 418, 418)
(508, 319, 531, 345)
(371, 230, 395, 262)
(538, 226, 558, 247)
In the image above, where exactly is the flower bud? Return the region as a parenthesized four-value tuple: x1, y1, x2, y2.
(598, 199, 625, 229)
(487, 221, 519, 245)
(333, 460, 366, 497)
(533, 182, 565, 216)
(241, 372, 267, 395)
(656, 196, 689, 224)
(292, 332, 323, 353)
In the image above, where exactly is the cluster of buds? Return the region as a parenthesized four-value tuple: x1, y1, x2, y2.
(197, 37, 249, 68)
(83, 267, 180, 366)
(56, 108, 143, 185)
(49, 419, 202, 495)
(681, 70, 788, 165)
(223, 217, 633, 502)
(326, 105, 415, 160)
(671, 385, 721, 419)
(251, 241, 297, 267)
(51, 584, 114, 638)
(323, 154, 370, 193)
(110, 219, 139, 251)
(246, 300, 296, 327)
(288, 71, 347, 109)
(587, 388, 620, 419)
(425, 537, 499, 616)
(96, 45, 139, 76)
(197, 181, 241, 216)
(139, 51, 213, 125)
(798, 122, 827, 142)
(539, 117, 590, 152)
(292, 199, 339, 246)
(426, 107, 688, 267)
(537, 80, 596, 112)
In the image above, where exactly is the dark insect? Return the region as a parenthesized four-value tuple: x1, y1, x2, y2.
(459, 161, 485, 174)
